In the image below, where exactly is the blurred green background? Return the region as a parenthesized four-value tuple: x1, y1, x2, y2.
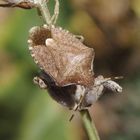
(0, 0, 140, 140)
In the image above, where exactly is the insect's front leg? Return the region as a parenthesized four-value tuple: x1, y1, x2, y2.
(33, 76, 48, 89)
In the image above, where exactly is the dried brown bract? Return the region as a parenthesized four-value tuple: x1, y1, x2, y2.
(0, 0, 35, 9)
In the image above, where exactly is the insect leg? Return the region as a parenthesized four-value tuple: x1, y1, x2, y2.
(69, 94, 85, 121)
(33, 76, 48, 89)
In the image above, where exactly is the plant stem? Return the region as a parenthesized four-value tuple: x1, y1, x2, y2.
(80, 110, 100, 140)
(37, 0, 51, 25)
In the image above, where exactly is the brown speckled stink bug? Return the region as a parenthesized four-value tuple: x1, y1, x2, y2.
(26, 0, 122, 111)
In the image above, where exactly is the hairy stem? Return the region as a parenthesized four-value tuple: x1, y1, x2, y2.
(37, 0, 51, 25)
(80, 110, 100, 140)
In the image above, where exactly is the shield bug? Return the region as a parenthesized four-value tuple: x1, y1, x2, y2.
(28, 24, 122, 110)
(28, 23, 95, 110)
(28, 25, 95, 87)
(27, 0, 122, 110)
